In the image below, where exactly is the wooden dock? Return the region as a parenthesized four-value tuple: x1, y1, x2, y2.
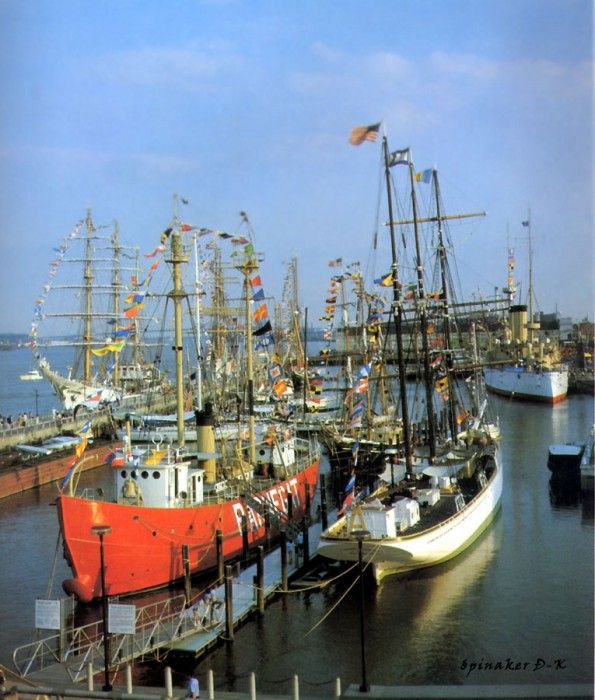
(13, 516, 334, 682)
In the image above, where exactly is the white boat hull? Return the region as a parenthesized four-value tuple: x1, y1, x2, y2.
(483, 366, 567, 403)
(318, 449, 503, 582)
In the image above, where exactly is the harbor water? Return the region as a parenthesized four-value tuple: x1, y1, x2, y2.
(0, 349, 593, 693)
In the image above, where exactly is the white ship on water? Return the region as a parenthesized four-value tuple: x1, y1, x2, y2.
(483, 215, 568, 404)
(29, 211, 171, 415)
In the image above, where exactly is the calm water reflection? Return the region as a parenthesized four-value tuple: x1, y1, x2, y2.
(0, 394, 593, 692)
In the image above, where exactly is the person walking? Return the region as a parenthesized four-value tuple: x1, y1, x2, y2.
(186, 673, 199, 699)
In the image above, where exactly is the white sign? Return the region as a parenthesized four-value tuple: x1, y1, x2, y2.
(108, 603, 136, 634)
(35, 599, 61, 630)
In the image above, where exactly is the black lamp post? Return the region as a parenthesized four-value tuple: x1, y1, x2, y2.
(352, 528, 371, 693)
(91, 524, 112, 692)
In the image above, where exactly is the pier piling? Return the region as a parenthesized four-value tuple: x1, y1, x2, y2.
(257, 546, 265, 615)
(224, 564, 234, 640)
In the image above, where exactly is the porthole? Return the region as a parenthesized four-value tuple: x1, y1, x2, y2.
(259, 449, 266, 456)
(120, 470, 127, 478)
(141, 470, 149, 479)
(131, 470, 137, 478)
(152, 471, 161, 479)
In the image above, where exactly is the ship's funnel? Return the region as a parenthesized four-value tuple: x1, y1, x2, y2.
(509, 304, 528, 343)
(195, 402, 216, 483)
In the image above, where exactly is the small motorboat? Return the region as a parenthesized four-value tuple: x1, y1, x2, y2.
(19, 369, 42, 381)
(547, 443, 586, 474)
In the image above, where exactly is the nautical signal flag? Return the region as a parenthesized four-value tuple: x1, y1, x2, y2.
(106, 451, 125, 468)
(328, 258, 342, 268)
(415, 169, 433, 184)
(250, 275, 262, 287)
(273, 379, 288, 397)
(253, 304, 268, 322)
(349, 122, 381, 146)
(374, 272, 393, 287)
(435, 377, 449, 393)
(339, 491, 355, 515)
(388, 148, 411, 167)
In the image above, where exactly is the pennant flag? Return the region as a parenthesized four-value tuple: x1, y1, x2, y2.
(344, 473, 356, 493)
(252, 288, 265, 302)
(160, 227, 173, 244)
(388, 148, 411, 167)
(250, 275, 262, 287)
(415, 169, 433, 183)
(179, 223, 194, 231)
(231, 236, 249, 245)
(114, 328, 132, 338)
(328, 258, 342, 268)
(374, 272, 393, 287)
(349, 122, 381, 146)
(124, 303, 144, 318)
(144, 245, 165, 258)
(326, 296, 337, 304)
(324, 305, 336, 313)
(91, 342, 125, 356)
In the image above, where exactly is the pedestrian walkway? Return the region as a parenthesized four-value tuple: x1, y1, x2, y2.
(13, 515, 334, 681)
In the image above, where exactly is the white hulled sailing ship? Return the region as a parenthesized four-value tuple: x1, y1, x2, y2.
(317, 132, 502, 582)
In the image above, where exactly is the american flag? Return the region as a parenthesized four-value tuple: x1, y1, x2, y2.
(349, 122, 381, 146)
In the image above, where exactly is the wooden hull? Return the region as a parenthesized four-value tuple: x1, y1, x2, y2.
(57, 459, 320, 602)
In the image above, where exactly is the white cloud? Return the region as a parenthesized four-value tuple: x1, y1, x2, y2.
(96, 43, 244, 91)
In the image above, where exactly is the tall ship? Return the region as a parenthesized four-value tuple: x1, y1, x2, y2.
(56, 222, 320, 602)
(317, 131, 503, 582)
(483, 216, 568, 403)
(29, 211, 170, 414)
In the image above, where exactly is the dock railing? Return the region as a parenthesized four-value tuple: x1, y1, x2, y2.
(13, 594, 191, 683)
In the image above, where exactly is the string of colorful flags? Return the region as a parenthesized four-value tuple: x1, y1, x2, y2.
(59, 419, 93, 492)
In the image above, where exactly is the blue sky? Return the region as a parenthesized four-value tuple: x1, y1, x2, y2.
(0, 0, 592, 334)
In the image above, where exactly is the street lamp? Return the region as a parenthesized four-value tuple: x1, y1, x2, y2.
(352, 528, 371, 693)
(91, 524, 112, 692)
